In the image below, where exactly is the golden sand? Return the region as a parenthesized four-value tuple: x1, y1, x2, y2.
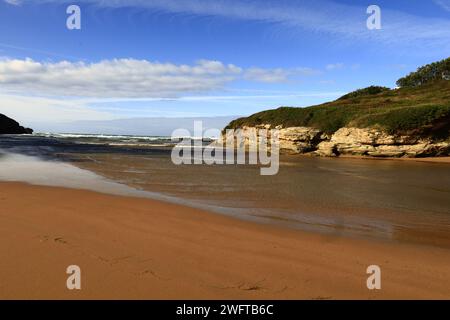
(0, 182, 449, 299)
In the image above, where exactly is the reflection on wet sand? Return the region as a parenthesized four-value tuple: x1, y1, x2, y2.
(1, 134, 449, 248)
(70, 152, 450, 248)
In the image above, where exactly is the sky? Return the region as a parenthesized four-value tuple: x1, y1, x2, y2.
(0, 0, 449, 132)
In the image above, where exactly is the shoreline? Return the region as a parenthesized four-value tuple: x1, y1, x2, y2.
(337, 154, 450, 164)
(2, 148, 450, 249)
(291, 152, 450, 164)
(1, 181, 449, 299)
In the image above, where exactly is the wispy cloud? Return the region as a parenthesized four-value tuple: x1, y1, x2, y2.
(3, 0, 22, 5)
(0, 90, 344, 124)
(0, 93, 115, 123)
(325, 63, 344, 71)
(0, 58, 319, 98)
(0, 42, 86, 61)
(434, 0, 450, 12)
(12, 0, 450, 50)
(243, 67, 320, 83)
(92, 91, 345, 103)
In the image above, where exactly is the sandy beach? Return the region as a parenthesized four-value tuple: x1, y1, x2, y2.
(1, 0, 450, 306)
(1, 181, 449, 300)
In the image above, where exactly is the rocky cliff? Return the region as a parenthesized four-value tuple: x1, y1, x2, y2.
(0, 114, 33, 134)
(315, 127, 450, 157)
(224, 58, 450, 158)
(232, 125, 450, 158)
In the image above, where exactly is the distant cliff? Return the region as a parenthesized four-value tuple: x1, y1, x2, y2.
(0, 114, 33, 134)
(224, 58, 450, 158)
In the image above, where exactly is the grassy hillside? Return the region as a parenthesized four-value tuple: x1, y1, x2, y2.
(226, 60, 450, 139)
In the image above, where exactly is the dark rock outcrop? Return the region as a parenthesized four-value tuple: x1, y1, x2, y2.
(0, 114, 33, 134)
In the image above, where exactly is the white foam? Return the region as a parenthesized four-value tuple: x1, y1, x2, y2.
(35, 133, 171, 141)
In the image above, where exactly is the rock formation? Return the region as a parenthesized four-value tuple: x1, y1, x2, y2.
(315, 127, 450, 157)
(0, 114, 33, 134)
(229, 124, 450, 158)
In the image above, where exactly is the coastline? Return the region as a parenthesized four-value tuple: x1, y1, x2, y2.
(337, 154, 450, 164)
(1, 181, 449, 299)
(294, 152, 450, 164)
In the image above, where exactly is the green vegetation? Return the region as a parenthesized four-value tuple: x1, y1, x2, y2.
(226, 58, 450, 138)
(337, 86, 391, 100)
(396, 57, 450, 87)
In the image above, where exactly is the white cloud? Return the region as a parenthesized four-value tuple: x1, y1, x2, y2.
(0, 58, 242, 98)
(326, 63, 344, 71)
(0, 58, 320, 98)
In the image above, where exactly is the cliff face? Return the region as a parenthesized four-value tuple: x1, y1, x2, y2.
(225, 86, 450, 158)
(235, 125, 326, 153)
(225, 59, 450, 158)
(315, 127, 450, 157)
(232, 124, 450, 158)
(0, 114, 33, 135)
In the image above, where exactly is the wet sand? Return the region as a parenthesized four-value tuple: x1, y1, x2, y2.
(337, 154, 450, 164)
(70, 152, 450, 248)
(2, 135, 450, 248)
(1, 181, 449, 299)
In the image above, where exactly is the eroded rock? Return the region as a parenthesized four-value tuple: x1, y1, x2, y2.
(231, 125, 450, 158)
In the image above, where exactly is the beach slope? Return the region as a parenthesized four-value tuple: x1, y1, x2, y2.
(0, 182, 449, 299)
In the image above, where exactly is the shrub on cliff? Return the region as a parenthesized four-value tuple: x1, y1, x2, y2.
(225, 58, 450, 139)
(225, 79, 450, 137)
(338, 86, 391, 100)
(396, 57, 450, 87)
(354, 104, 450, 135)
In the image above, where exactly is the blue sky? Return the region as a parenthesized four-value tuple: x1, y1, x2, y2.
(0, 0, 449, 131)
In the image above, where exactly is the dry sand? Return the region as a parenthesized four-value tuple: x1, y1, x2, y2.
(0, 181, 449, 299)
